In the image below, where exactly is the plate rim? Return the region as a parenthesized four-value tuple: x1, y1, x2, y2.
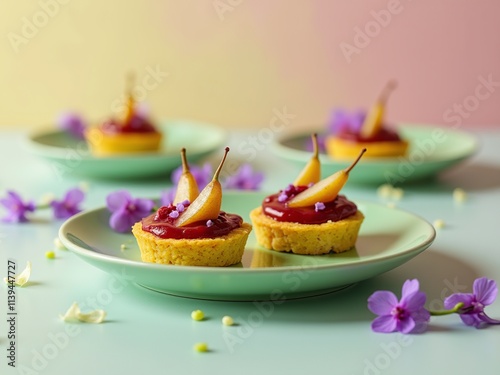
(58, 194, 436, 275)
(271, 124, 479, 165)
(25, 118, 228, 161)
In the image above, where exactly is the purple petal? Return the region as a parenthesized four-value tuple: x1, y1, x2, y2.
(459, 313, 483, 328)
(411, 308, 430, 333)
(478, 312, 500, 325)
(402, 291, 427, 312)
(397, 316, 416, 334)
(109, 209, 134, 233)
(473, 277, 498, 306)
(132, 198, 154, 214)
(161, 188, 176, 206)
(444, 293, 474, 310)
(368, 291, 398, 315)
(106, 191, 131, 212)
(56, 111, 86, 139)
(401, 279, 420, 298)
(371, 315, 397, 333)
(64, 188, 85, 206)
(170, 166, 183, 185)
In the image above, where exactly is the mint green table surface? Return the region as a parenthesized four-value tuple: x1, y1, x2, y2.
(1, 127, 500, 375)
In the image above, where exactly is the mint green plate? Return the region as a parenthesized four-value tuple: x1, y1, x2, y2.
(271, 124, 478, 184)
(26, 119, 227, 179)
(59, 192, 435, 301)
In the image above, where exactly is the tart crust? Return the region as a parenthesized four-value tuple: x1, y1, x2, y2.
(325, 135, 408, 159)
(132, 222, 252, 267)
(85, 128, 162, 156)
(250, 207, 364, 255)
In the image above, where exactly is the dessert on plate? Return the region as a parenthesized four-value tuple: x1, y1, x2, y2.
(132, 147, 252, 267)
(85, 75, 162, 156)
(251, 134, 365, 255)
(325, 80, 408, 159)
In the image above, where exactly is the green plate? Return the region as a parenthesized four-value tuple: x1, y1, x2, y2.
(59, 192, 435, 301)
(26, 119, 227, 179)
(271, 124, 478, 184)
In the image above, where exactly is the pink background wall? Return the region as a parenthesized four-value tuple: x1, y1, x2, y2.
(0, 0, 499, 130)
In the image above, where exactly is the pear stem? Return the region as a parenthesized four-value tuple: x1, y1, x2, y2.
(213, 147, 230, 181)
(377, 79, 397, 105)
(124, 72, 135, 123)
(312, 133, 319, 159)
(180, 148, 190, 173)
(344, 148, 366, 174)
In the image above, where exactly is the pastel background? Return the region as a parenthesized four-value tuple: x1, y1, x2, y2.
(0, 0, 499, 131)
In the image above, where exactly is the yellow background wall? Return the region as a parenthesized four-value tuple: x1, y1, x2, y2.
(1, 0, 499, 131)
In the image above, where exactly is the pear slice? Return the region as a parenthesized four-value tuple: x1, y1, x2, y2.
(294, 133, 321, 186)
(288, 148, 366, 208)
(173, 148, 200, 205)
(360, 80, 397, 138)
(175, 147, 230, 227)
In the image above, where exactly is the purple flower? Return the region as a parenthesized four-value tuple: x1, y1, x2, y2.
(0, 191, 35, 223)
(368, 279, 430, 334)
(328, 109, 365, 135)
(50, 188, 85, 219)
(56, 111, 87, 139)
(223, 164, 264, 191)
(106, 191, 154, 233)
(444, 277, 500, 328)
(160, 188, 176, 206)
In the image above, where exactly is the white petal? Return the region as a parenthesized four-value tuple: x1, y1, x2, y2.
(4, 261, 32, 287)
(60, 302, 106, 324)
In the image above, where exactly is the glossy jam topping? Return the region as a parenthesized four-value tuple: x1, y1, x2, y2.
(262, 185, 357, 224)
(337, 127, 401, 143)
(142, 204, 243, 239)
(100, 114, 158, 134)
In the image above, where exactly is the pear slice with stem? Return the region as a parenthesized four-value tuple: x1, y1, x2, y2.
(176, 147, 230, 227)
(294, 133, 321, 186)
(288, 148, 366, 208)
(360, 80, 397, 139)
(173, 148, 200, 205)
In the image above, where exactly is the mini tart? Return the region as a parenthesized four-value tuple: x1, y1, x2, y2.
(132, 222, 252, 267)
(250, 207, 364, 255)
(325, 135, 408, 159)
(85, 128, 162, 156)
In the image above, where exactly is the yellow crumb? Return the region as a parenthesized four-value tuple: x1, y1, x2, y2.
(193, 342, 208, 352)
(222, 316, 234, 326)
(453, 188, 467, 203)
(433, 219, 445, 229)
(45, 251, 56, 259)
(191, 310, 204, 321)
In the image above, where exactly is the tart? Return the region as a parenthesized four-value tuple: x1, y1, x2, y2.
(325, 80, 408, 159)
(250, 187, 364, 255)
(85, 77, 162, 156)
(132, 147, 252, 267)
(251, 138, 365, 255)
